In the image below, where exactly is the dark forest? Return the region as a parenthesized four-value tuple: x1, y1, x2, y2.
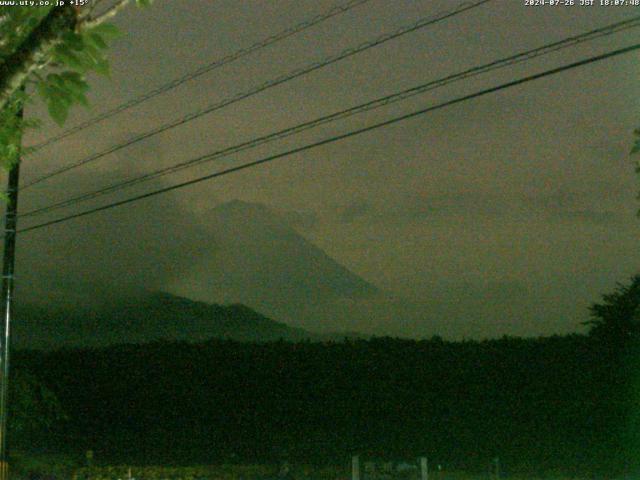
(10, 276, 640, 477)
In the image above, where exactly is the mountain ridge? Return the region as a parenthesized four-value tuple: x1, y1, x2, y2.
(13, 291, 341, 350)
(176, 200, 388, 333)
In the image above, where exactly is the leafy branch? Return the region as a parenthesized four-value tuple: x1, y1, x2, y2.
(0, 0, 154, 169)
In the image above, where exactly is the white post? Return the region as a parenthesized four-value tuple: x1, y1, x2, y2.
(419, 457, 428, 480)
(352, 455, 360, 480)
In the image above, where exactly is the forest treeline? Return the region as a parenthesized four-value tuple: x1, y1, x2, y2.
(10, 276, 640, 476)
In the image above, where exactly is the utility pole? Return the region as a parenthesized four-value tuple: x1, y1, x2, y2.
(0, 99, 23, 480)
(419, 456, 428, 480)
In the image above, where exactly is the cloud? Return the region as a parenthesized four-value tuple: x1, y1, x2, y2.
(277, 208, 319, 231)
(13, 169, 212, 308)
(336, 200, 372, 224)
(358, 190, 625, 225)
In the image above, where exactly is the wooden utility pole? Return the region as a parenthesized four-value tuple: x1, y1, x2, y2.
(0, 101, 23, 480)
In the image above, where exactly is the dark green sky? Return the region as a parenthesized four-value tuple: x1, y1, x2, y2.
(9, 0, 640, 339)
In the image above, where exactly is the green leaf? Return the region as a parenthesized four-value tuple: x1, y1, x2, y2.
(69, 89, 89, 107)
(47, 99, 69, 126)
(60, 71, 89, 92)
(86, 32, 109, 50)
(82, 43, 109, 72)
(36, 81, 53, 102)
(46, 85, 73, 109)
(61, 31, 84, 51)
(85, 23, 121, 40)
(53, 45, 86, 72)
(75, 45, 104, 71)
(93, 58, 111, 77)
(22, 118, 41, 130)
(46, 73, 66, 90)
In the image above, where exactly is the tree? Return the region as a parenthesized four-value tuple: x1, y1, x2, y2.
(7, 368, 65, 448)
(583, 275, 640, 345)
(585, 276, 640, 473)
(0, 0, 153, 169)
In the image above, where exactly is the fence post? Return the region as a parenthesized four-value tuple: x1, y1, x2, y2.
(419, 457, 428, 480)
(352, 455, 360, 480)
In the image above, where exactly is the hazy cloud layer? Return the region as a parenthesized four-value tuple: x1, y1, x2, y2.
(7, 0, 640, 339)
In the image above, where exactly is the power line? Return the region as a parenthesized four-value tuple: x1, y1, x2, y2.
(26, 0, 374, 153)
(17, 42, 640, 235)
(19, 14, 640, 220)
(20, 0, 493, 190)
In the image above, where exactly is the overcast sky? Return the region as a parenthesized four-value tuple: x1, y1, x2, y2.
(8, 0, 640, 339)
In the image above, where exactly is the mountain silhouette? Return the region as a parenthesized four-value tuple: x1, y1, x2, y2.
(175, 200, 389, 333)
(13, 292, 317, 350)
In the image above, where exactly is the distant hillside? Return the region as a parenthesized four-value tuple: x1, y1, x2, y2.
(13, 292, 317, 350)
